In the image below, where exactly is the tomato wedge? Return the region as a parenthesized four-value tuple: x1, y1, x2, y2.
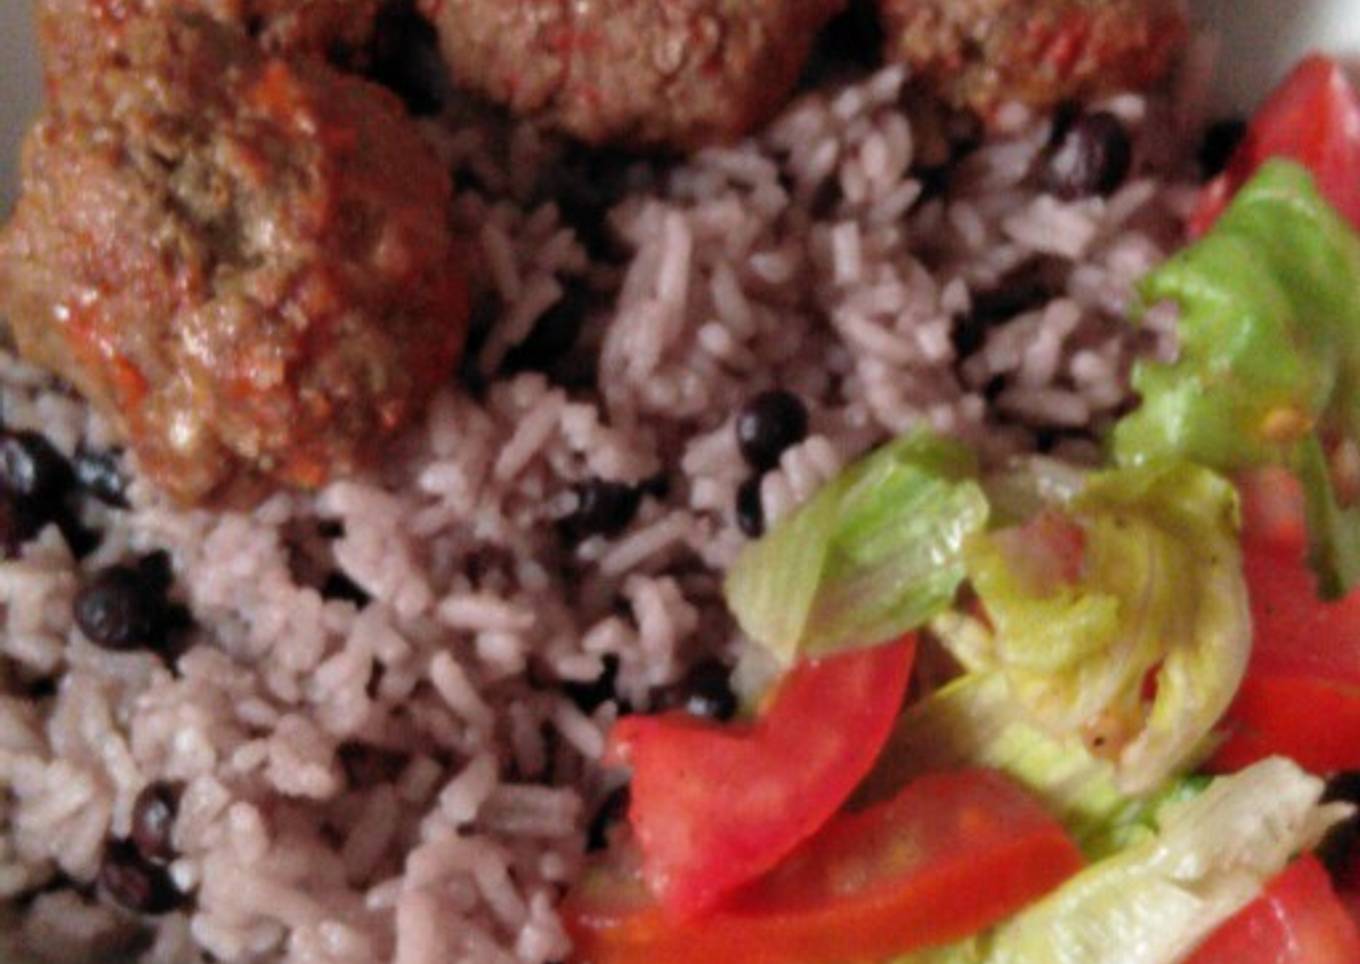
(1212, 472, 1360, 772)
(1213, 674, 1360, 774)
(606, 637, 915, 917)
(1186, 855, 1360, 963)
(1191, 54, 1360, 237)
(1237, 466, 1308, 556)
(1238, 532, 1360, 690)
(563, 768, 1083, 964)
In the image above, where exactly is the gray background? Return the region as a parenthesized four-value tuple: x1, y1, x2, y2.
(1, 3, 40, 216)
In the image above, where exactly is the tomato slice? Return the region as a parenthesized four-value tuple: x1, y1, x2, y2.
(1213, 674, 1360, 773)
(606, 637, 916, 917)
(1237, 466, 1308, 557)
(1240, 541, 1360, 690)
(1187, 855, 1360, 963)
(564, 768, 1083, 964)
(1190, 55, 1360, 237)
(1211, 472, 1360, 772)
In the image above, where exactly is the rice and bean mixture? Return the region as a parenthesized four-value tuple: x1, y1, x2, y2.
(0, 46, 1204, 964)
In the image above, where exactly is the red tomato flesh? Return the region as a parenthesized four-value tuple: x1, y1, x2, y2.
(1239, 528, 1360, 689)
(1213, 674, 1360, 773)
(1187, 855, 1360, 963)
(1191, 54, 1360, 237)
(1211, 471, 1360, 772)
(1237, 466, 1308, 556)
(606, 637, 916, 917)
(564, 768, 1083, 964)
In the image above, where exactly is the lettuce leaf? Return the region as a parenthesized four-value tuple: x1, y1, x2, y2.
(894, 758, 1350, 964)
(954, 462, 1249, 793)
(856, 672, 1198, 859)
(982, 456, 1089, 528)
(723, 430, 989, 664)
(986, 759, 1345, 963)
(1112, 159, 1360, 597)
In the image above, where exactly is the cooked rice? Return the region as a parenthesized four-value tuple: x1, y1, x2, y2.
(0, 61, 1201, 963)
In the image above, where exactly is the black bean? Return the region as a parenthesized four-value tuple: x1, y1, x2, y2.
(654, 659, 738, 722)
(0, 498, 34, 559)
(952, 281, 1051, 359)
(586, 785, 631, 853)
(0, 431, 73, 505)
(135, 551, 174, 594)
(736, 390, 809, 471)
(950, 315, 986, 360)
(321, 570, 371, 608)
(54, 509, 101, 560)
(1045, 100, 1083, 149)
(561, 479, 642, 541)
(1042, 111, 1133, 200)
(0, 433, 98, 558)
(73, 447, 129, 508)
(98, 839, 185, 915)
(735, 474, 765, 539)
(73, 565, 168, 652)
(130, 782, 181, 864)
(500, 281, 590, 376)
(368, 0, 449, 116)
(161, 602, 195, 646)
(1198, 117, 1248, 181)
(973, 283, 1052, 324)
(563, 654, 620, 714)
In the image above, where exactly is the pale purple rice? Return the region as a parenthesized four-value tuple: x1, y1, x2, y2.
(0, 62, 1203, 963)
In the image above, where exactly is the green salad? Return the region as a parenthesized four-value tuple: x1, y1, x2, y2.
(566, 55, 1360, 964)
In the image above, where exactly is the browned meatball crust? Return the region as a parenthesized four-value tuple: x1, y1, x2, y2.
(226, 0, 382, 57)
(879, 0, 1188, 119)
(0, 12, 468, 504)
(418, 0, 848, 148)
(37, 0, 381, 86)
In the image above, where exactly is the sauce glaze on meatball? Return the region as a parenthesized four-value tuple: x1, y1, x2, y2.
(1, 11, 469, 504)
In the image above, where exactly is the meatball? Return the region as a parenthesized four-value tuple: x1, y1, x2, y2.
(227, 0, 382, 58)
(37, 0, 381, 86)
(419, 0, 848, 148)
(0, 12, 468, 505)
(879, 0, 1188, 119)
